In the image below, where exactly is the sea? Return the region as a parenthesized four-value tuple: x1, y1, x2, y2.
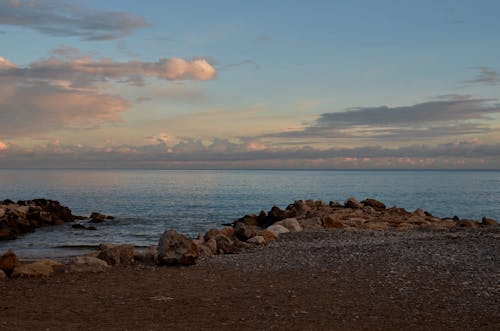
(0, 169, 499, 260)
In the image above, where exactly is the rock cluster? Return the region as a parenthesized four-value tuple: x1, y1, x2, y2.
(0, 199, 78, 240)
(0, 197, 497, 281)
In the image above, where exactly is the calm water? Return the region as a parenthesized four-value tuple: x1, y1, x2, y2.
(0, 169, 499, 259)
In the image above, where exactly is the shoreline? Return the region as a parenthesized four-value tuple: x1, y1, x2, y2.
(1, 227, 498, 330)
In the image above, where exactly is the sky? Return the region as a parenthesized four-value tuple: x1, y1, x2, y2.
(0, 0, 499, 169)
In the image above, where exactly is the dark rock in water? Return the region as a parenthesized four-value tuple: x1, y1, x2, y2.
(157, 230, 199, 266)
(89, 212, 114, 223)
(72, 224, 97, 230)
(235, 214, 258, 226)
(453, 215, 460, 221)
(0, 199, 78, 240)
(361, 198, 386, 211)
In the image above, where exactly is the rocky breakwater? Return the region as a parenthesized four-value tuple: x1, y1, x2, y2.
(1, 197, 498, 281)
(0, 199, 80, 240)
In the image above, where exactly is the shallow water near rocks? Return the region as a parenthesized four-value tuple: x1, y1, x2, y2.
(0, 169, 499, 259)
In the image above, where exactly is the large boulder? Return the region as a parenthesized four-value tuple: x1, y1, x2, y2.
(157, 230, 199, 266)
(344, 197, 363, 209)
(134, 246, 158, 265)
(0, 269, 6, 280)
(266, 224, 290, 236)
(214, 234, 236, 254)
(11, 261, 55, 278)
(247, 235, 266, 245)
(276, 218, 302, 232)
(0, 250, 19, 275)
(89, 212, 114, 223)
(361, 198, 386, 211)
(97, 244, 135, 266)
(66, 256, 110, 273)
(482, 217, 497, 226)
(323, 215, 345, 229)
(234, 222, 257, 241)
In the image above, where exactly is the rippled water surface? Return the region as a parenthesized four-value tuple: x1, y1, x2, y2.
(0, 169, 499, 259)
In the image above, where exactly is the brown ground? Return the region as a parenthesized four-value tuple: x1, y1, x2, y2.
(1, 229, 499, 330)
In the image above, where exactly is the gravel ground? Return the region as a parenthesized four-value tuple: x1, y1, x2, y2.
(2, 227, 499, 330)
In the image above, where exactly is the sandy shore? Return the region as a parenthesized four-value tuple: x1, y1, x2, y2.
(1, 227, 498, 330)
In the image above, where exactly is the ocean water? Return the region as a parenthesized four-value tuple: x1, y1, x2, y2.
(0, 169, 499, 260)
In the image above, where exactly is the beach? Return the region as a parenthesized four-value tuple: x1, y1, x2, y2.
(1, 227, 498, 330)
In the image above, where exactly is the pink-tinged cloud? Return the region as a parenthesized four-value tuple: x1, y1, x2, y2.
(0, 52, 216, 138)
(0, 140, 7, 151)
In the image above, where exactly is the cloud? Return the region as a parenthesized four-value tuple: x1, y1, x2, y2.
(270, 98, 500, 141)
(256, 34, 272, 43)
(464, 67, 500, 86)
(0, 138, 498, 169)
(0, 0, 147, 40)
(0, 52, 216, 138)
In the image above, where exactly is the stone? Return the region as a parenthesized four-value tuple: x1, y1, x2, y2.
(236, 214, 258, 226)
(11, 261, 54, 278)
(97, 244, 135, 266)
(456, 220, 479, 228)
(344, 197, 363, 209)
(481, 217, 497, 226)
(298, 217, 323, 231)
(0, 250, 19, 275)
(157, 230, 199, 265)
(66, 256, 110, 273)
(234, 222, 257, 241)
(264, 206, 285, 227)
(266, 224, 290, 236)
(134, 246, 158, 265)
(247, 235, 266, 245)
(220, 226, 235, 237)
(276, 218, 302, 232)
(204, 228, 222, 241)
(257, 230, 278, 243)
(323, 215, 345, 229)
(196, 238, 218, 257)
(0, 269, 6, 280)
(37, 258, 65, 273)
(361, 198, 386, 211)
(72, 223, 97, 230)
(214, 234, 236, 254)
(414, 208, 426, 218)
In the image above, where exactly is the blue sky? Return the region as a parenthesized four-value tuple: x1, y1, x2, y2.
(0, 0, 499, 168)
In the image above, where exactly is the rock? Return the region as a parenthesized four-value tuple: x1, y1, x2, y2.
(196, 238, 218, 257)
(0, 250, 19, 275)
(67, 256, 110, 273)
(214, 234, 236, 254)
(234, 222, 257, 241)
(276, 218, 302, 232)
(37, 258, 65, 273)
(72, 223, 97, 230)
(204, 228, 222, 241)
(361, 198, 386, 211)
(264, 206, 285, 227)
(323, 215, 345, 229)
(157, 230, 199, 265)
(11, 261, 55, 278)
(134, 246, 158, 265)
(235, 214, 258, 226)
(298, 217, 323, 231)
(0, 228, 16, 240)
(247, 235, 266, 245)
(257, 230, 278, 243)
(220, 226, 235, 237)
(0, 269, 6, 280)
(90, 212, 114, 220)
(481, 217, 497, 226)
(414, 208, 426, 218)
(456, 220, 479, 228)
(97, 244, 135, 266)
(344, 197, 363, 209)
(266, 224, 290, 236)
